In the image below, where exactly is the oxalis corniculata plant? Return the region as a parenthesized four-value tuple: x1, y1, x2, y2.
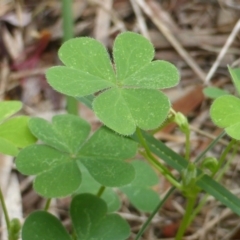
(1, 32, 240, 240)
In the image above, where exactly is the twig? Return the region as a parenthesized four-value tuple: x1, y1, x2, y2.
(88, 0, 126, 32)
(205, 18, 240, 84)
(134, 0, 206, 82)
(130, 0, 150, 39)
(94, 0, 112, 45)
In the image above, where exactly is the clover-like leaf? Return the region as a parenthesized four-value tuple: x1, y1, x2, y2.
(228, 66, 240, 95)
(120, 160, 160, 212)
(0, 101, 22, 122)
(46, 32, 179, 135)
(76, 164, 120, 212)
(0, 137, 19, 156)
(0, 116, 36, 148)
(210, 95, 240, 139)
(29, 114, 90, 154)
(203, 87, 229, 99)
(22, 211, 72, 240)
(78, 127, 136, 186)
(0, 101, 36, 156)
(22, 194, 130, 240)
(71, 194, 130, 240)
(16, 114, 137, 198)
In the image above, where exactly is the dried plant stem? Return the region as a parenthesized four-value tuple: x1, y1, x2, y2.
(135, 0, 206, 82)
(205, 18, 240, 84)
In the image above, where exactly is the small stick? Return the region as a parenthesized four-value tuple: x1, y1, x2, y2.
(134, 0, 206, 82)
(205, 18, 240, 84)
(130, 0, 150, 39)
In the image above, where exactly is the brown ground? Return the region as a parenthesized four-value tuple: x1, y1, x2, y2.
(1, 0, 240, 239)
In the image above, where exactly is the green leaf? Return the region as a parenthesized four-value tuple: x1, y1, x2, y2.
(80, 157, 135, 187)
(0, 137, 19, 156)
(93, 88, 170, 135)
(0, 116, 36, 148)
(120, 160, 160, 212)
(16, 145, 69, 175)
(132, 131, 240, 216)
(70, 194, 130, 240)
(0, 102, 36, 155)
(16, 115, 137, 198)
(123, 61, 179, 89)
(29, 114, 91, 154)
(79, 126, 136, 186)
(76, 164, 120, 212)
(58, 37, 116, 82)
(16, 145, 81, 198)
(203, 87, 229, 99)
(0, 101, 22, 122)
(210, 95, 240, 139)
(113, 31, 154, 80)
(79, 126, 137, 160)
(22, 211, 71, 240)
(46, 32, 179, 135)
(228, 66, 240, 95)
(34, 161, 81, 198)
(47, 67, 115, 97)
(122, 187, 159, 212)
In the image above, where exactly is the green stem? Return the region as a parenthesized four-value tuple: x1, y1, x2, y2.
(137, 128, 181, 189)
(216, 141, 238, 180)
(61, 0, 78, 115)
(141, 151, 181, 189)
(189, 140, 239, 224)
(175, 196, 197, 240)
(213, 138, 236, 175)
(0, 187, 10, 232)
(96, 186, 106, 197)
(135, 186, 176, 240)
(44, 198, 52, 211)
(195, 131, 225, 164)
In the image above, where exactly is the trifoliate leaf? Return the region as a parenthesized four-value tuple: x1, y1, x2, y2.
(210, 95, 240, 139)
(0, 101, 22, 122)
(0, 101, 36, 156)
(120, 160, 160, 212)
(46, 32, 179, 135)
(16, 114, 137, 198)
(0, 116, 36, 148)
(70, 194, 130, 240)
(22, 211, 72, 240)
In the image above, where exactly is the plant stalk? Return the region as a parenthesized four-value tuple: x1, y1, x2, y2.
(96, 186, 106, 197)
(137, 128, 181, 189)
(175, 195, 197, 240)
(188, 140, 238, 225)
(61, 0, 78, 115)
(213, 138, 236, 175)
(195, 131, 225, 164)
(44, 198, 52, 211)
